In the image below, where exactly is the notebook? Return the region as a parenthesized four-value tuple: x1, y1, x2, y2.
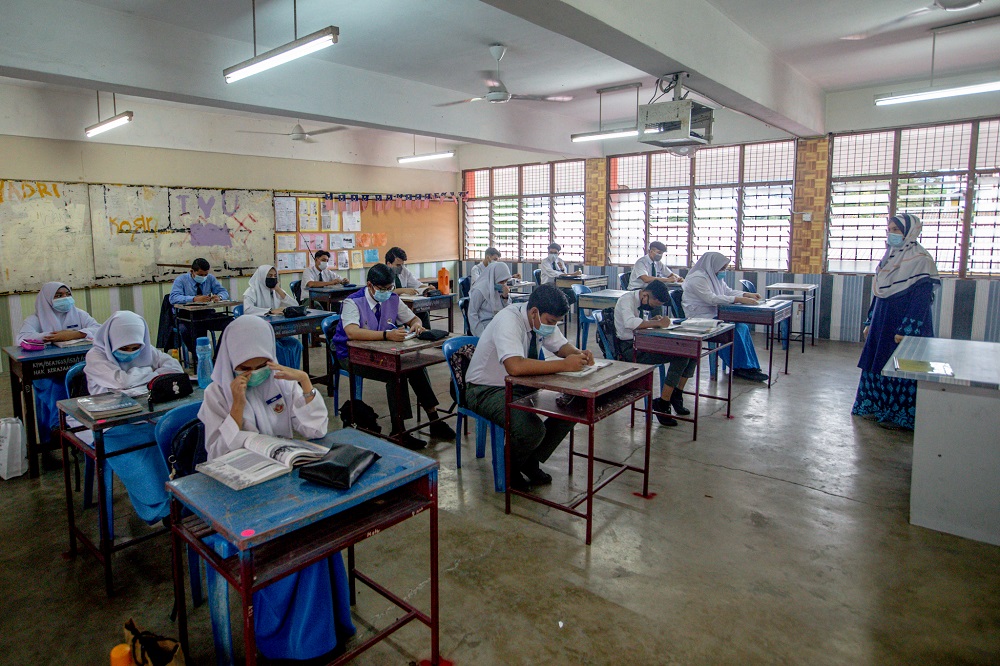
(556, 359, 612, 378)
(893, 358, 954, 376)
(53, 338, 91, 348)
(76, 393, 143, 419)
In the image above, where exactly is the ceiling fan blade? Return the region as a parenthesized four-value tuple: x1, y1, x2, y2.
(305, 126, 347, 137)
(236, 130, 291, 135)
(510, 93, 574, 102)
(841, 6, 932, 39)
(435, 97, 484, 107)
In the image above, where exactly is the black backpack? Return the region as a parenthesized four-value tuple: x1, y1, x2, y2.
(339, 399, 382, 434)
(168, 419, 207, 479)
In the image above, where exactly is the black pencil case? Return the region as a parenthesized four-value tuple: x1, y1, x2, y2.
(299, 444, 380, 490)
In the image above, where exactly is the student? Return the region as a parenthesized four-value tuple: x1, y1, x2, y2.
(539, 242, 581, 286)
(468, 261, 512, 336)
(465, 285, 593, 488)
(169, 258, 232, 354)
(332, 264, 455, 449)
(302, 250, 349, 289)
(197, 315, 355, 661)
(681, 252, 768, 382)
(385, 246, 431, 328)
(16, 282, 101, 445)
(628, 241, 683, 290)
(614, 281, 696, 426)
(470, 247, 520, 286)
(84, 311, 183, 523)
(242, 265, 303, 369)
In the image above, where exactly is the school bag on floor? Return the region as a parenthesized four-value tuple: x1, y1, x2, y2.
(0, 418, 28, 480)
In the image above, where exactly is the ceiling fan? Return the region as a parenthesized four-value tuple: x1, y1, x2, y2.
(842, 0, 983, 40)
(437, 44, 573, 107)
(237, 122, 346, 142)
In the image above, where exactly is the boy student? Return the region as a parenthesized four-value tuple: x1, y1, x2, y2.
(539, 243, 581, 286)
(302, 250, 350, 288)
(386, 246, 432, 328)
(627, 241, 683, 290)
(470, 247, 520, 286)
(465, 285, 594, 489)
(169, 257, 232, 354)
(614, 281, 696, 426)
(331, 263, 455, 449)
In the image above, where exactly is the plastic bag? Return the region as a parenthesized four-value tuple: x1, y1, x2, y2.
(0, 418, 28, 480)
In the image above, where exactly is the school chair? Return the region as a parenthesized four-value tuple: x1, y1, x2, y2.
(290, 279, 302, 304)
(572, 284, 597, 350)
(459, 276, 471, 298)
(65, 362, 107, 519)
(533, 269, 541, 286)
(320, 314, 363, 416)
(740, 279, 756, 293)
(593, 311, 666, 391)
(232, 304, 243, 317)
(442, 336, 505, 492)
(460, 297, 471, 335)
(619, 272, 629, 290)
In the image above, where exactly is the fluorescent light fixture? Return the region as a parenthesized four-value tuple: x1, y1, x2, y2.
(397, 151, 455, 164)
(224, 26, 338, 83)
(85, 111, 133, 138)
(571, 127, 639, 142)
(875, 79, 1000, 106)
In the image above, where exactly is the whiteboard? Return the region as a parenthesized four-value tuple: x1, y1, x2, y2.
(0, 180, 96, 292)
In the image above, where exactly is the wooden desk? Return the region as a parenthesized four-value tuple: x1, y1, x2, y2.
(57, 389, 203, 595)
(259, 308, 330, 381)
(765, 283, 818, 352)
(399, 293, 455, 332)
(503, 360, 654, 545)
(169, 429, 443, 665)
(3, 343, 92, 478)
(346, 337, 455, 444)
(576, 289, 629, 311)
(632, 324, 736, 441)
(307, 285, 358, 311)
(883, 337, 1000, 545)
(173, 301, 239, 367)
(716, 300, 793, 388)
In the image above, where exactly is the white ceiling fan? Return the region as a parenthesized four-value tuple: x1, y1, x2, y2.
(437, 44, 574, 107)
(842, 0, 983, 39)
(237, 122, 346, 142)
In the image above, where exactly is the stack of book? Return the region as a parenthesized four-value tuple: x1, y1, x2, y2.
(76, 393, 143, 419)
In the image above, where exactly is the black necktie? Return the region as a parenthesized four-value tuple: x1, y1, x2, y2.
(195, 281, 203, 296)
(651, 260, 657, 278)
(528, 331, 539, 360)
(395, 274, 402, 289)
(373, 303, 381, 322)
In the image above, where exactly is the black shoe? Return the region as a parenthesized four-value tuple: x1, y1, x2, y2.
(509, 471, 532, 490)
(735, 368, 768, 383)
(429, 420, 456, 440)
(651, 398, 678, 426)
(395, 433, 427, 450)
(669, 391, 690, 416)
(522, 465, 552, 486)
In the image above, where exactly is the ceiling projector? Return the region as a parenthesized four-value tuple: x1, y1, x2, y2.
(638, 99, 714, 148)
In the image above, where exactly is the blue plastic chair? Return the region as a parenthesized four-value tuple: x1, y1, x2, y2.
(459, 275, 471, 298)
(572, 284, 597, 350)
(442, 336, 506, 492)
(321, 314, 362, 416)
(619, 272, 630, 290)
(740, 279, 756, 293)
(459, 297, 472, 335)
(232, 304, 243, 317)
(290, 279, 302, 304)
(533, 268, 541, 286)
(65, 362, 109, 519)
(667, 289, 685, 319)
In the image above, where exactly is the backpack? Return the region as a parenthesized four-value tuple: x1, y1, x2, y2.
(339, 399, 382, 434)
(447, 343, 477, 407)
(596, 307, 624, 361)
(168, 419, 206, 480)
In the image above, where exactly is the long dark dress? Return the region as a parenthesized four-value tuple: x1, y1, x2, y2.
(852, 278, 935, 429)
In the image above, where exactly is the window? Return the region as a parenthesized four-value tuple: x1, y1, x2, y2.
(461, 160, 585, 262)
(608, 140, 794, 270)
(829, 118, 1000, 276)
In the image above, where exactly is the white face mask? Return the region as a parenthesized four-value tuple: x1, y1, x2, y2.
(318, 261, 329, 271)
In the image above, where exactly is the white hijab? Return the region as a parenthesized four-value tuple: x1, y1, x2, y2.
(243, 264, 283, 311)
(469, 261, 512, 314)
(208, 314, 294, 437)
(873, 213, 940, 299)
(91, 310, 157, 370)
(687, 252, 731, 296)
(33, 281, 89, 333)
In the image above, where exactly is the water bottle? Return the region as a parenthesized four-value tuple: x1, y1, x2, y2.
(196, 336, 213, 388)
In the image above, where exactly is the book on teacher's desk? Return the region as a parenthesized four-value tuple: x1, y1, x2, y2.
(76, 393, 143, 419)
(195, 434, 330, 490)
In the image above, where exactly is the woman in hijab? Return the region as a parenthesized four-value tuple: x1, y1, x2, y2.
(681, 252, 769, 382)
(16, 282, 101, 444)
(853, 213, 939, 429)
(84, 311, 183, 523)
(242, 264, 302, 369)
(198, 315, 355, 661)
(468, 260, 513, 335)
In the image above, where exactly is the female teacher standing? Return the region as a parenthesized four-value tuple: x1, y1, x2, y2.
(852, 213, 939, 430)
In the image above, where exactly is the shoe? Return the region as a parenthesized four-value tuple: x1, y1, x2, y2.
(735, 368, 768, 383)
(651, 398, 678, 426)
(429, 420, 457, 440)
(669, 391, 690, 416)
(395, 433, 427, 450)
(521, 465, 552, 486)
(509, 471, 532, 490)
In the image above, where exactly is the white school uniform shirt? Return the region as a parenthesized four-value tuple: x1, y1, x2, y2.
(468, 262, 512, 336)
(339, 289, 416, 329)
(469, 262, 486, 286)
(613, 289, 649, 341)
(680, 272, 742, 320)
(301, 264, 345, 286)
(466, 302, 568, 388)
(393, 264, 424, 290)
(539, 254, 568, 285)
(85, 311, 183, 395)
(627, 255, 676, 290)
(243, 265, 298, 316)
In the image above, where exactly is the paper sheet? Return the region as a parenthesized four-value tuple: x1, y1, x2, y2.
(337, 251, 350, 271)
(342, 210, 361, 232)
(277, 252, 308, 271)
(350, 249, 364, 268)
(297, 197, 321, 231)
(276, 234, 297, 252)
(321, 208, 339, 231)
(330, 233, 355, 249)
(274, 197, 297, 232)
(363, 248, 380, 263)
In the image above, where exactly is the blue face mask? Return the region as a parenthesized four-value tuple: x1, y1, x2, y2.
(246, 367, 271, 388)
(372, 288, 393, 303)
(716, 271, 726, 280)
(534, 323, 557, 337)
(52, 296, 75, 313)
(494, 283, 505, 293)
(113, 348, 141, 364)
(887, 232, 905, 247)
(192, 274, 208, 284)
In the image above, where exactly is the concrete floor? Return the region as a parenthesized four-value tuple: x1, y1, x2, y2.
(1, 333, 999, 665)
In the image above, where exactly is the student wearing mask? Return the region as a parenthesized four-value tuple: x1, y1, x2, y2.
(538, 242, 581, 287)
(385, 246, 431, 328)
(614, 281, 696, 426)
(169, 258, 232, 355)
(465, 285, 593, 489)
(681, 252, 768, 383)
(197, 315, 355, 661)
(17, 282, 101, 445)
(468, 261, 513, 336)
(242, 265, 302, 369)
(84, 311, 184, 523)
(628, 241, 683, 290)
(332, 264, 455, 449)
(302, 250, 349, 289)
(471, 247, 520, 286)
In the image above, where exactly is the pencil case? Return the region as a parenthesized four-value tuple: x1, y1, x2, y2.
(20, 339, 46, 351)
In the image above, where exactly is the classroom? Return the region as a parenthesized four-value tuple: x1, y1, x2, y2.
(1, 1, 999, 664)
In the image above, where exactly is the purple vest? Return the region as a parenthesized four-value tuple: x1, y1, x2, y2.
(333, 288, 401, 359)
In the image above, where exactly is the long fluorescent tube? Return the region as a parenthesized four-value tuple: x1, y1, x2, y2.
(224, 26, 339, 83)
(875, 79, 1000, 106)
(85, 111, 133, 138)
(571, 128, 639, 143)
(397, 151, 455, 164)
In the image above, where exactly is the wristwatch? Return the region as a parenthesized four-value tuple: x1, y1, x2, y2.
(383, 330, 387, 340)
(305, 388, 317, 399)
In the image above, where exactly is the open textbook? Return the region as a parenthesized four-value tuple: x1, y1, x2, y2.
(195, 434, 330, 490)
(672, 318, 723, 333)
